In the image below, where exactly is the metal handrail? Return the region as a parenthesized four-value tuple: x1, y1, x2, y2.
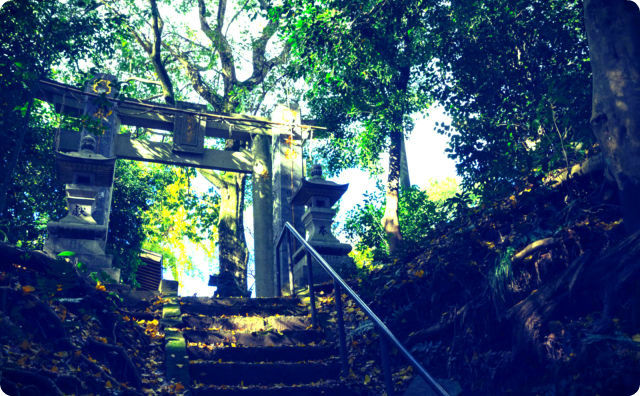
(275, 222, 450, 396)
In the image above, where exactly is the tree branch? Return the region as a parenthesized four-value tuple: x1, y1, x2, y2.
(198, 0, 236, 99)
(163, 43, 225, 110)
(199, 168, 224, 190)
(123, 76, 164, 86)
(148, 0, 175, 105)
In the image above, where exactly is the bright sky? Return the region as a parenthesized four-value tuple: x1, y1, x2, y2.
(174, 105, 458, 296)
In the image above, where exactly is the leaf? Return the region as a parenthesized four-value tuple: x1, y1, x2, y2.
(105, 380, 113, 388)
(19, 340, 30, 350)
(57, 251, 76, 257)
(21, 285, 35, 293)
(175, 383, 185, 392)
(364, 374, 371, 385)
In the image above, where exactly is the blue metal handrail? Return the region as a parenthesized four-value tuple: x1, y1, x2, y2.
(275, 222, 450, 396)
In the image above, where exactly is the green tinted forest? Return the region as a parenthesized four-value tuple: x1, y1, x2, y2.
(1, 0, 640, 394)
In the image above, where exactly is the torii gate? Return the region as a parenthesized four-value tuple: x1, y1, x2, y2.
(37, 74, 308, 297)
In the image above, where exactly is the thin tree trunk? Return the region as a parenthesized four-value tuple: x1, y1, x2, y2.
(400, 137, 411, 190)
(583, 0, 640, 232)
(0, 100, 33, 217)
(382, 126, 403, 254)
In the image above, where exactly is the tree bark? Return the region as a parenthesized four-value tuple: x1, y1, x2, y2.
(201, 168, 249, 297)
(399, 137, 411, 190)
(583, 0, 640, 232)
(382, 126, 403, 254)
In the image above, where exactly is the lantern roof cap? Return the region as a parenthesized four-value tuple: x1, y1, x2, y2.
(291, 164, 348, 206)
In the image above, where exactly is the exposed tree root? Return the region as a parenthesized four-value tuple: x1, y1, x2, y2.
(508, 230, 640, 358)
(1, 366, 65, 396)
(84, 338, 142, 388)
(512, 237, 559, 262)
(545, 154, 605, 188)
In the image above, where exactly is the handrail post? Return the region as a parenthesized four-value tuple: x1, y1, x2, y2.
(334, 281, 348, 375)
(380, 335, 394, 396)
(286, 232, 295, 297)
(306, 251, 318, 327)
(275, 242, 282, 297)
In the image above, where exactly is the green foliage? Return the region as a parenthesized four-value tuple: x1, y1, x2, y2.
(432, 0, 593, 199)
(108, 162, 219, 286)
(0, 0, 119, 247)
(344, 179, 459, 263)
(284, 0, 437, 174)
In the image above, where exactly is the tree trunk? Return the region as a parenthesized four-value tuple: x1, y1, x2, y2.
(201, 135, 250, 297)
(400, 137, 411, 190)
(382, 126, 403, 254)
(214, 171, 249, 297)
(583, 0, 640, 232)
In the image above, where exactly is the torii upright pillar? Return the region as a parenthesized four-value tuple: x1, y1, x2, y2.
(252, 133, 274, 297)
(271, 104, 305, 295)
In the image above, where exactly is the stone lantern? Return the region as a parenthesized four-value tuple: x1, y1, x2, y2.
(45, 135, 120, 281)
(290, 164, 354, 285)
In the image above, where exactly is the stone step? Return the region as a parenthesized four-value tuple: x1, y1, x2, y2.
(181, 314, 311, 332)
(192, 382, 364, 396)
(190, 361, 340, 386)
(183, 328, 325, 348)
(187, 345, 336, 362)
(179, 297, 307, 317)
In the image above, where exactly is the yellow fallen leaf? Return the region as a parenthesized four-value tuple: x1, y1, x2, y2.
(632, 334, 640, 343)
(364, 374, 371, 385)
(19, 340, 30, 350)
(175, 383, 185, 392)
(22, 285, 35, 293)
(105, 380, 113, 388)
(95, 282, 106, 292)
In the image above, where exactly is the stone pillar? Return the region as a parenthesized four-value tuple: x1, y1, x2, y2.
(252, 134, 274, 297)
(271, 104, 305, 294)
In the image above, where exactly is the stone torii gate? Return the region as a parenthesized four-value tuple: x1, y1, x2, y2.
(37, 74, 308, 297)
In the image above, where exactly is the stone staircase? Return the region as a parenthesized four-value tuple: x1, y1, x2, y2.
(167, 295, 364, 395)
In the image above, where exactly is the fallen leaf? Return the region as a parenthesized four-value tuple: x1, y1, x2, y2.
(21, 285, 35, 293)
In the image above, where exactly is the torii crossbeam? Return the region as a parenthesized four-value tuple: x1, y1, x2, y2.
(36, 75, 312, 297)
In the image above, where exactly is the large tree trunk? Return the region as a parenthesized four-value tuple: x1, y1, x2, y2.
(201, 167, 249, 297)
(382, 126, 403, 254)
(583, 0, 640, 232)
(217, 172, 249, 297)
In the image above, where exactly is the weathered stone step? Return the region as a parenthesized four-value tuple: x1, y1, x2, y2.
(187, 345, 336, 362)
(181, 314, 311, 332)
(192, 381, 364, 396)
(183, 328, 325, 347)
(179, 297, 307, 317)
(190, 361, 340, 386)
